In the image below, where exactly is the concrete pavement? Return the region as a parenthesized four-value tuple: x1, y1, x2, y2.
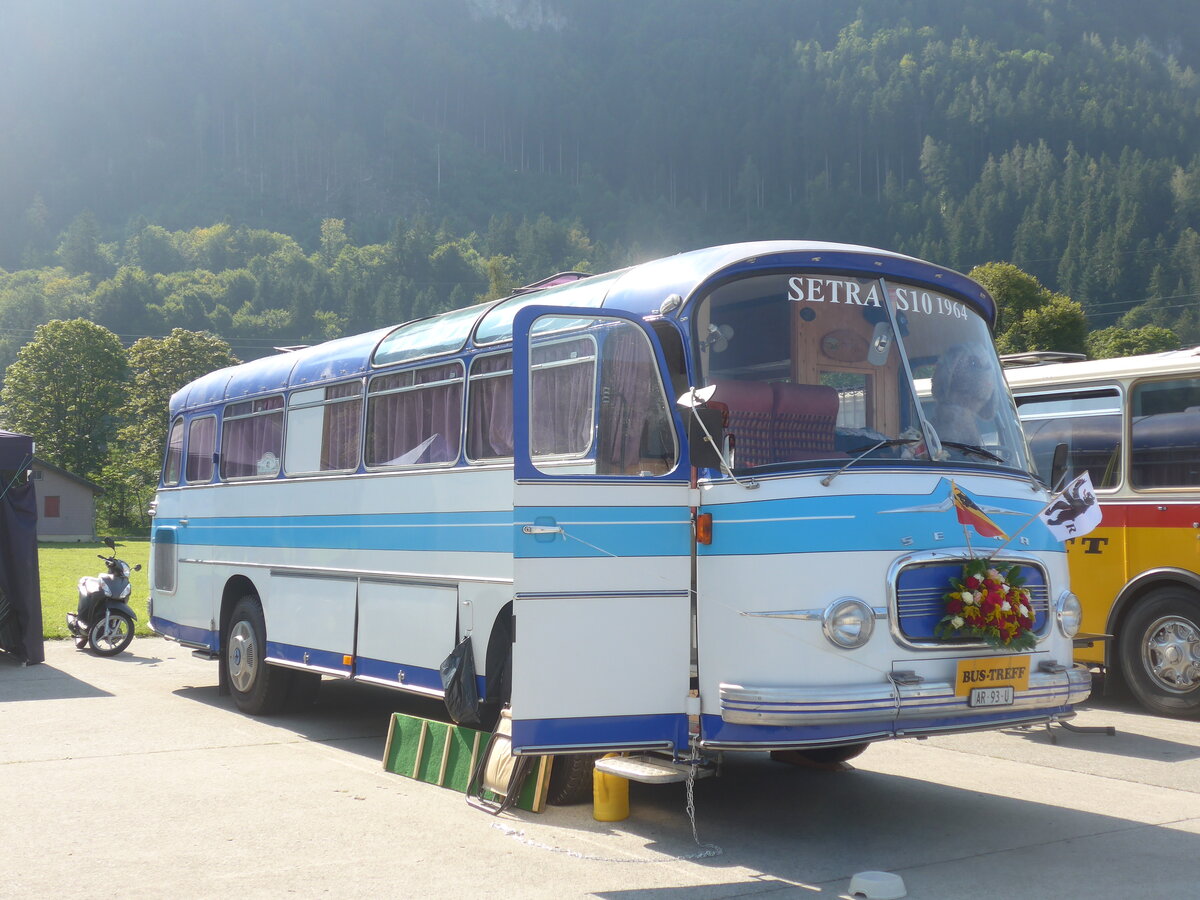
(2, 637, 1199, 899)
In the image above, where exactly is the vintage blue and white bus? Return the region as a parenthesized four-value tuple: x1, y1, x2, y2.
(149, 241, 1090, 775)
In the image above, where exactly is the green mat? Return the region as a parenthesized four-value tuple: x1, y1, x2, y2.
(383, 713, 550, 812)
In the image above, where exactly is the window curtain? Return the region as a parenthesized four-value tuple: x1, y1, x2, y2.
(530, 339, 595, 456)
(320, 383, 362, 470)
(186, 417, 215, 482)
(468, 354, 513, 460)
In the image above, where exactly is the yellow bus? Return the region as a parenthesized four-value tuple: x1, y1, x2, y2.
(1005, 348, 1200, 717)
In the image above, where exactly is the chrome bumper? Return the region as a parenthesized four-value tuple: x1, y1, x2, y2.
(720, 663, 1092, 726)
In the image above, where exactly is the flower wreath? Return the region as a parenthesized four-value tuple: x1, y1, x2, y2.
(933, 559, 1037, 651)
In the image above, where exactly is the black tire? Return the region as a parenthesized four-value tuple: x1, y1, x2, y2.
(1118, 587, 1200, 718)
(88, 612, 134, 656)
(546, 753, 598, 806)
(226, 596, 291, 715)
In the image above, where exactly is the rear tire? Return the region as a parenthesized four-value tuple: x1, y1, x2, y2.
(226, 596, 291, 715)
(1118, 587, 1200, 718)
(88, 612, 134, 656)
(546, 754, 598, 806)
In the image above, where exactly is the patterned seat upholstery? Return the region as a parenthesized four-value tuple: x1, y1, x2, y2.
(707, 380, 775, 468)
(772, 382, 839, 461)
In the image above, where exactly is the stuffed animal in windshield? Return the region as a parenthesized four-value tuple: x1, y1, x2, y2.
(930, 343, 996, 446)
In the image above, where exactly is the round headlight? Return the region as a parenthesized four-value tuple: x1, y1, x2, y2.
(1057, 591, 1083, 638)
(822, 597, 875, 649)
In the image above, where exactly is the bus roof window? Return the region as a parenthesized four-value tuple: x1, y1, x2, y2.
(374, 303, 490, 367)
(474, 271, 622, 345)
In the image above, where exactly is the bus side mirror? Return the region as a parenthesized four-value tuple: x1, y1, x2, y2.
(687, 406, 727, 470)
(1050, 442, 1069, 489)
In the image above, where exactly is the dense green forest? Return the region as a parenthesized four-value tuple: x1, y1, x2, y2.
(4, 0, 1200, 354)
(2, 0, 1200, 525)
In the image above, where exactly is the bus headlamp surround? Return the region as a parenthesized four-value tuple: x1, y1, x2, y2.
(1057, 591, 1083, 638)
(822, 597, 875, 649)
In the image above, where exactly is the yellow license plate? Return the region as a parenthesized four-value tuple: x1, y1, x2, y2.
(954, 655, 1031, 697)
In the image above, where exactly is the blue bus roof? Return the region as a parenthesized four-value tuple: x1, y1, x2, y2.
(170, 241, 994, 417)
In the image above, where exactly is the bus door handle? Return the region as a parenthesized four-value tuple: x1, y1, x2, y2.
(522, 525, 562, 535)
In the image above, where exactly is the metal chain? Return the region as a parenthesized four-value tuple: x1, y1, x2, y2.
(491, 747, 723, 863)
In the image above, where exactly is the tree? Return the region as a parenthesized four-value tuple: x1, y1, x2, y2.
(0, 319, 127, 479)
(103, 329, 239, 530)
(969, 261, 1088, 354)
(1086, 324, 1178, 359)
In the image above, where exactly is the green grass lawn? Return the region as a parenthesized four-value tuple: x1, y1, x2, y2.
(39, 539, 152, 639)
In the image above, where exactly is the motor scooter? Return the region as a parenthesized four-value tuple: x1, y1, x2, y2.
(66, 538, 141, 656)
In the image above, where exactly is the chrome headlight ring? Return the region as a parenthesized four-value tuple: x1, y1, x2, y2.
(1057, 590, 1083, 638)
(822, 597, 876, 649)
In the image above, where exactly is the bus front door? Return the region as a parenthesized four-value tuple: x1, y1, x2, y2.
(509, 307, 693, 755)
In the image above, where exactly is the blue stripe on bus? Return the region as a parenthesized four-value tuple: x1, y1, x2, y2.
(698, 493, 1064, 556)
(511, 713, 690, 752)
(267, 642, 352, 674)
(513, 505, 692, 559)
(153, 493, 1063, 558)
(150, 616, 218, 650)
(156, 511, 514, 553)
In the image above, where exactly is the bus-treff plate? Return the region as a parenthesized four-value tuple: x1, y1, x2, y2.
(968, 685, 1015, 707)
(954, 655, 1031, 697)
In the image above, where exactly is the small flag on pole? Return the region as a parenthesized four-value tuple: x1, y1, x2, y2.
(1040, 471, 1102, 540)
(951, 482, 1008, 539)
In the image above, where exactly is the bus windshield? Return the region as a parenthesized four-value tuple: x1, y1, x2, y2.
(695, 271, 1030, 473)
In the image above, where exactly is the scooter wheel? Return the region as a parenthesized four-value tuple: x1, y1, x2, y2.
(88, 612, 134, 656)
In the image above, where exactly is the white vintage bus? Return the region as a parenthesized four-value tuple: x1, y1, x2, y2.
(149, 241, 1090, 782)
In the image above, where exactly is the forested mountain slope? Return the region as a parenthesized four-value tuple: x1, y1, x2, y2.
(2, 0, 1199, 354)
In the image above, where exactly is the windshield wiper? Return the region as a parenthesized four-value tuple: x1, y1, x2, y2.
(821, 438, 918, 487)
(939, 440, 1004, 463)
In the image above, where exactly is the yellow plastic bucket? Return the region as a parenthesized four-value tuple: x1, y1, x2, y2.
(592, 756, 630, 822)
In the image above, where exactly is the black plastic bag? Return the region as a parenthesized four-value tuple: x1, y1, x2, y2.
(440, 635, 482, 728)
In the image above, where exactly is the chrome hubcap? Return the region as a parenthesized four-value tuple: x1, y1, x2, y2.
(228, 620, 258, 693)
(1142, 615, 1200, 693)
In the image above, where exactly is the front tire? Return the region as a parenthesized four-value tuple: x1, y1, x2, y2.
(226, 596, 290, 715)
(88, 612, 134, 656)
(1119, 587, 1200, 718)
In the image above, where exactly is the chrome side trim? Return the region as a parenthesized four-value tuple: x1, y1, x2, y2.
(354, 675, 444, 698)
(178, 558, 512, 587)
(719, 664, 1091, 726)
(265, 657, 349, 678)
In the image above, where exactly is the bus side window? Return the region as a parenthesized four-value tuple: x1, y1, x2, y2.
(220, 396, 285, 480)
(1015, 389, 1122, 488)
(163, 418, 184, 486)
(185, 416, 216, 483)
(595, 323, 678, 476)
(366, 363, 463, 468)
(467, 353, 513, 461)
(1131, 377, 1200, 489)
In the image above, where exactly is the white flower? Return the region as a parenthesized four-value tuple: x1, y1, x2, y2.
(1001, 601, 1012, 613)
(951, 616, 965, 629)
(986, 568, 1002, 581)
(1019, 604, 1030, 618)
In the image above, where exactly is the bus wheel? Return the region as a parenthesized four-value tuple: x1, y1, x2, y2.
(226, 596, 290, 716)
(546, 754, 599, 805)
(1119, 587, 1200, 718)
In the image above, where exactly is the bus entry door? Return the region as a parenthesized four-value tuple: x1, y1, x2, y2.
(510, 307, 693, 755)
